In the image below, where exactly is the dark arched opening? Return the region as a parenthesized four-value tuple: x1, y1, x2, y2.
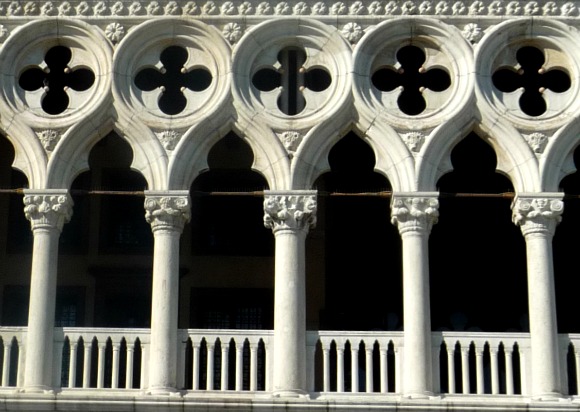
(430, 132, 527, 332)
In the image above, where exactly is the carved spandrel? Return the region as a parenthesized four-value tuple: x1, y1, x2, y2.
(391, 196, 439, 234)
(263, 192, 317, 233)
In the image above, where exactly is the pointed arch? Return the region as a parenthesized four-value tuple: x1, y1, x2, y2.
(541, 113, 580, 191)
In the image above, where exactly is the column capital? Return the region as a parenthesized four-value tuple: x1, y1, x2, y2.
(263, 190, 317, 233)
(391, 193, 439, 234)
(512, 193, 563, 237)
(23, 189, 73, 232)
(144, 191, 191, 233)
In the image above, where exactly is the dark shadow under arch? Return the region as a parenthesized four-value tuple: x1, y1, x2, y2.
(430, 133, 527, 332)
(312, 132, 402, 331)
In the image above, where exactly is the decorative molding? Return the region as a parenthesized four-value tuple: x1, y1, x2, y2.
(144, 193, 191, 232)
(222, 22, 243, 43)
(391, 194, 439, 234)
(512, 194, 564, 236)
(0, 0, 576, 18)
(461, 22, 483, 43)
(104, 22, 125, 43)
(154, 130, 182, 151)
(263, 190, 317, 233)
(341, 22, 363, 44)
(35, 129, 61, 152)
(23, 190, 73, 231)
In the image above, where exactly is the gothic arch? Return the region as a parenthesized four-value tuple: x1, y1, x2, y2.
(540, 115, 580, 191)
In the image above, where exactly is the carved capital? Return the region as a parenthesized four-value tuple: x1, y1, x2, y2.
(391, 194, 439, 234)
(512, 194, 564, 237)
(263, 190, 317, 233)
(23, 190, 73, 232)
(144, 191, 191, 232)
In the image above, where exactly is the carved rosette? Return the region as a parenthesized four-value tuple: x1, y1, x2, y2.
(144, 195, 191, 232)
(391, 196, 439, 234)
(263, 191, 317, 233)
(23, 192, 73, 231)
(512, 196, 563, 236)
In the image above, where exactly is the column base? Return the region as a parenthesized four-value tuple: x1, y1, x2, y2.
(532, 392, 563, 401)
(146, 386, 182, 396)
(272, 389, 309, 399)
(402, 391, 435, 400)
(21, 385, 54, 394)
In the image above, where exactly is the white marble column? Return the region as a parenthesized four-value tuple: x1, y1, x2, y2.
(512, 194, 563, 399)
(23, 190, 73, 392)
(391, 194, 439, 398)
(264, 190, 316, 397)
(144, 191, 190, 394)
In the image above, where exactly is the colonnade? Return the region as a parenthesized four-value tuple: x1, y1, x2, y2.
(19, 187, 565, 399)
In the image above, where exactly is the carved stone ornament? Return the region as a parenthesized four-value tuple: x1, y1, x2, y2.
(391, 195, 439, 234)
(263, 191, 317, 232)
(402, 132, 425, 153)
(36, 129, 61, 152)
(154, 130, 182, 151)
(278, 131, 302, 157)
(523, 132, 549, 154)
(23, 191, 73, 231)
(105, 22, 125, 43)
(461, 22, 483, 43)
(512, 196, 564, 236)
(144, 195, 191, 231)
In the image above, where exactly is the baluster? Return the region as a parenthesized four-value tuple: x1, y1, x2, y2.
(83, 340, 92, 388)
(265, 344, 272, 392)
(221, 343, 229, 391)
(207, 341, 214, 390)
(351, 345, 359, 393)
(365, 347, 373, 393)
(140, 342, 149, 390)
(490, 347, 499, 395)
(97, 342, 106, 389)
(235, 343, 243, 391)
(192, 342, 200, 390)
(126, 344, 134, 389)
(322, 345, 330, 392)
(475, 344, 484, 394)
(177, 340, 187, 390)
(53, 338, 64, 388)
(336, 346, 344, 393)
(16, 340, 24, 388)
(505, 347, 514, 395)
(2, 340, 11, 387)
(112, 341, 120, 389)
(380, 347, 388, 393)
(461, 346, 470, 394)
(447, 345, 455, 394)
(69, 340, 78, 388)
(250, 343, 258, 391)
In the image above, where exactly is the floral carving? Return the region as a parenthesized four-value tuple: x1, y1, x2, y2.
(487, 0, 503, 14)
(183, 1, 199, 14)
(561, 1, 577, 16)
(275, 1, 290, 14)
(391, 196, 439, 233)
(368, 1, 384, 14)
(385, 0, 399, 13)
(110, 1, 124, 15)
(24, 1, 38, 15)
(223, 22, 243, 44)
(37, 129, 60, 151)
(238, 1, 253, 13)
(202, 0, 218, 13)
(24, 192, 73, 231)
(331, 1, 347, 14)
(264, 192, 317, 232)
(341, 22, 363, 43)
(419, 1, 432, 13)
(523, 132, 549, 154)
(75, 1, 89, 14)
(256, 1, 272, 13)
(452, 0, 466, 14)
(469, 0, 485, 14)
(312, 1, 327, 13)
(293, 2, 309, 14)
(279, 131, 302, 156)
(401, 0, 417, 13)
(435, 1, 449, 14)
(349, 1, 366, 14)
(155, 130, 182, 150)
(542, 1, 558, 15)
(145, 195, 191, 231)
(40, 1, 56, 15)
(105, 22, 125, 44)
(506, 1, 521, 15)
(524, 1, 540, 15)
(146, 1, 161, 14)
(164, 1, 180, 14)
(7, 1, 22, 15)
(462, 23, 483, 43)
(0, 25, 8, 40)
(220, 1, 235, 14)
(93, 0, 107, 15)
(402, 132, 425, 152)
(128, 1, 143, 14)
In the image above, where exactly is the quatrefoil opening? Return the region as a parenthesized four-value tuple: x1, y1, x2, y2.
(492, 46, 571, 117)
(371, 45, 451, 116)
(134, 45, 212, 115)
(251, 47, 331, 116)
(18, 46, 95, 115)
